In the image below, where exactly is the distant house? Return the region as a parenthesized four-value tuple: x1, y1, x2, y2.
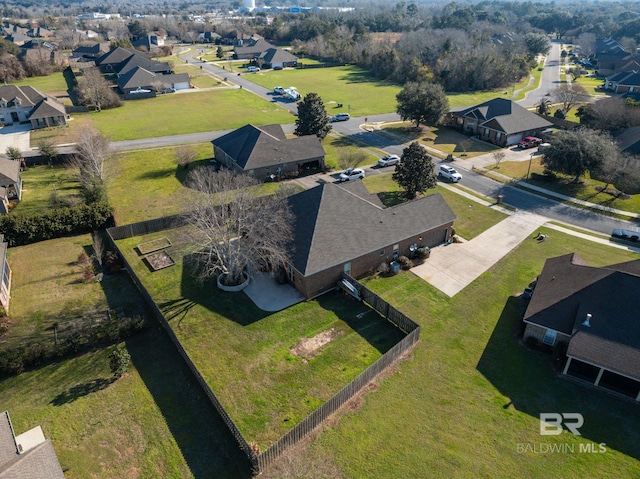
(0, 157, 22, 203)
(449, 98, 552, 146)
(594, 40, 640, 76)
(286, 182, 456, 298)
(4, 32, 30, 46)
(116, 66, 190, 94)
(221, 31, 263, 46)
(0, 410, 64, 478)
(132, 34, 165, 51)
(257, 48, 298, 69)
(613, 126, 640, 158)
(212, 124, 326, 179)
(26, 26, 52, 38)
(604, 70, 640, 94)
(19, 40, 65, 67)
(112, 52, 171, 77)
(523, 253, 640, 401)
(233, 38, 274, 60)
(72, 42, 110, 62)
(198, 31, 221, 43)
(94, 47, 145, 73)
(0, 85, 67, 129)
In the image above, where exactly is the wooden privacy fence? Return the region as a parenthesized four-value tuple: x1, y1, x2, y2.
(105, 219, 420, 474)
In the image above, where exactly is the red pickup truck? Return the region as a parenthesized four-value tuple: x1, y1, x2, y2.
(517, 136, 543, 149)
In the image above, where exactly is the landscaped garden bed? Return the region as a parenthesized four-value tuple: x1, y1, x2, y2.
(144, 250, 176, 271)
(137, 237, 172, 255)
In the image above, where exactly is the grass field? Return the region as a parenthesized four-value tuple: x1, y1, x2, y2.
(14, 72, 68, 93)
(494, 159, 640, 214)
(308, 228, 640, 478)
(12, 164, 82, 215)
(115, 230, 406, 448)
(4, 235, 146, 349)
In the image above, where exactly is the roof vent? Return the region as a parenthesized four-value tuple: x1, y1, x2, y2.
(582, 313, 592, 327)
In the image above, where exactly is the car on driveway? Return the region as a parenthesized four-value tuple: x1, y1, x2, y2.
(274, 86, 285, 95)
(517, 136, 542, 149)
(331, 113, 350, 122)
(339, 168, 365, 181)
(438, 165, 461, 182)
(247, 66, 260, 72)
(377, 155, 400, 167)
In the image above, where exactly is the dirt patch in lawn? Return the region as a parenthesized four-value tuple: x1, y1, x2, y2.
(290, 327, 344, 359)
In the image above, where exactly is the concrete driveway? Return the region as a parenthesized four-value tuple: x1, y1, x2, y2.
(0, 124, 31, 153)
(412, 211, 548, 296)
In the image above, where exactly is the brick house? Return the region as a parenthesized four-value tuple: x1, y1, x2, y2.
(523, 253, 640, 401)
(212, 124, 326, 180)
(286, 182, 456, 298)
(449, 98, 552, 147)
(0, 85, 67, 129)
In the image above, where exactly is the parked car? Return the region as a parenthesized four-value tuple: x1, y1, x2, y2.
(273, 66, 283, 70)
(377, 155, 400, 167)
(517, 136, 543, 149)
(284, 87, 301, 101)
(538, 142, 551, 153)
(438, 165, 461, 182)
(612, 228, 640, 243)
(331, 113, 350, 122)
(247, 66, 260, 72)
(274, 86, 285, 95)
(339, 168, 365, 181)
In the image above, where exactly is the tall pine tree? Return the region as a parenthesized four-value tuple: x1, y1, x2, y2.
(294, 93, 332, 139)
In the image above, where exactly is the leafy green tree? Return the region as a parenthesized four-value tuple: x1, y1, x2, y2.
(216, 46, 224, 59)
(294, 92, 331, 139)
(109, 345, 131, 378)
(396, 81, 449, 129)
(5, 146, 22, 161)
(392, 141, 437, 199)
(541, 128, 617, 182)
(524, 32, 551, 59)
(37, 140, 57, 166)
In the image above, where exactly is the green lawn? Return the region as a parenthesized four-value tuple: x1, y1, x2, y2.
(363, 174, 507, 239)
(4, 235, 146, 349)
(493, 159, 640, 215)
(107, 144, 213, 224)
(116, 230, 406, 449)
(322, 134, 381, 170)
(308, 229, 640, 478)
(12, 164, 82, 215)
(13, 72, 68, 93)
(572, 75, 605, 96)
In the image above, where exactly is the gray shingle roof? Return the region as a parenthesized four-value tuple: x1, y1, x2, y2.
(259, 48, 298, 64)
(234, 39, 275, 57)
(113, 54, 170, 76)
(0, 158, 21, 184)
(29, 96, 66, 120)
(212, 124, 325, 171)
(0, 412, 64, 479)
(116, 66, 157, 90)
(613, 126, 640, 155)
(288, 183, 456, 275)
(525, 254, 640, 380)
(454, 98, 552, 134)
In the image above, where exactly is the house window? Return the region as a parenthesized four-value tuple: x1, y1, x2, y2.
(496, 132, 502, 140)
(380, 249, 385, 256)
(343, 262, 351, 275)
(543, 329, 557, 346)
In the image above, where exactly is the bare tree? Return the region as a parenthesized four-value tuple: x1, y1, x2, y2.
(92, 231, 104, 266)
(72, 125, 114, 183)
(174, 145, 198, 169)
(459, 138, 473, 156)
(576, 33, 596, 57)
(182, 168, 293, 287)
(550, 84, 590, 114)
(337, 148, 367, 170)
(491, 151, 506, 168)
(75, 67, 121, 111)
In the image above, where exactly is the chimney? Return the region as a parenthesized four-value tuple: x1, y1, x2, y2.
(582, 313, 592, 327)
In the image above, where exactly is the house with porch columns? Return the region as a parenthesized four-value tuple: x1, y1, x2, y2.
(523, 253, 640, 401)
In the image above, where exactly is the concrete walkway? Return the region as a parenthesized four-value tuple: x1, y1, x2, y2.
(412, 211, 548, 297)
(244, 271, 305, 312)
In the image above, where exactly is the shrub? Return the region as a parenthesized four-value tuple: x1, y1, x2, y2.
(416, 247, 430, 260)
(0, 202, 114, 246)
(376, 261, 390, 275)
(82, 265, 95, 283)
(397, 255, 411, 270)
(109, 345, 131, 378)
(77, 252, 90, 267)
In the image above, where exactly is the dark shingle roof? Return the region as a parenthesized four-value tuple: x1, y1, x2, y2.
(212, 124, 325, 171)
(234, 39, 275, 57)
(287, 183, 456, 275)
(259, 48, 298, 64)
(29, 97, 66, 120)
(454, 98, 552, 134)
(116, 66, 157, 90)
(113, 54, 170, 76)
(613, 126, 640, 155)
(525, 254, 640, 380)
(95, 47, 140, 67)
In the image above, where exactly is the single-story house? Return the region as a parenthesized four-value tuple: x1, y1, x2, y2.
(212, 124, 326, 179)
(0, 234, 10, 310)
(449, 98, 553, 146)
(595, 52, 640, 77)
(604, 70, 640, 93)
(257, 48, 298, 69)
(116, 66, 190, 94)
(198, 31, 221, 43)
(233, 39, 276, 60)
(95, 47, 147, 73)
(112, 52, 171, 77)
(613, 126, 640, 158)
(71, 42, 110, 61)
(132, 34, 165, 51)
(0, 410, 64, 478)
(523, 253, 640, 400)
(286, 182, 456, 298)
(0, 85, 67, 129)
(0, 157, 22, 203)
(4, 32, 30, 46)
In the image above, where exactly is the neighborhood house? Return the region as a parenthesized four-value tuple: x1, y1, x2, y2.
(0, 85, 67, 129)
(523, 253, 640, 401)
(286, 181, 456, 298)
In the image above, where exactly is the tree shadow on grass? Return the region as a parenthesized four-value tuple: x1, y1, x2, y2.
(136, 167, 176, 181)
(126, 327, 253, 478)
(377, 191, 406, 207)
(175, 159, 213, 186)
(477, 296, 640, 460)
(50, 377, 115, 406)
(179, 254, 269, 326)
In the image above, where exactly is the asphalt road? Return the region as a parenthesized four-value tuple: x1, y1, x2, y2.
(518, 40, 562, 107)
